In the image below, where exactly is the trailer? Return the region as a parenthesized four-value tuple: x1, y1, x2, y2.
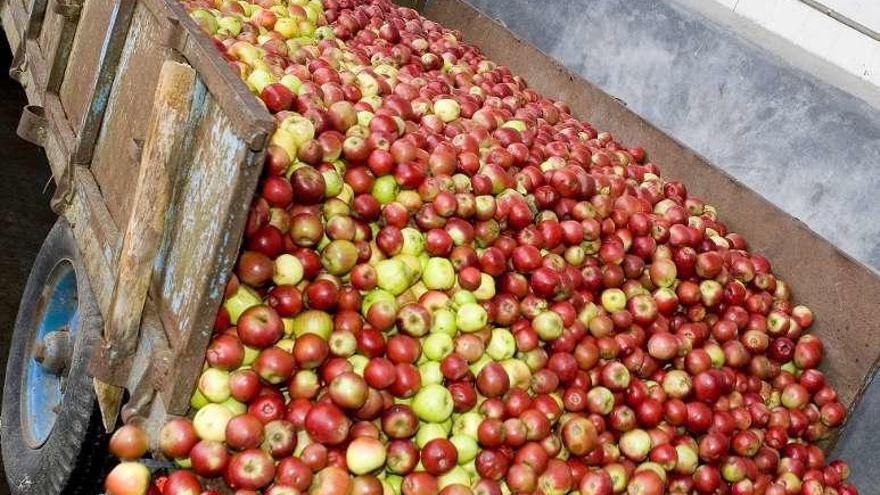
(1, 0, 879, 492)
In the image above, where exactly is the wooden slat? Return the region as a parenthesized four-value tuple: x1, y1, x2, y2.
(59, 0, 119, 135)
(37, 0, 66, 88)
(89, 1, 172, 227)
(102, 60, 195, 364)
(139, 0, 273, 150)
(153, 89, 265, 413)
(66, 166, 174, 427)
(68, 0, 137, 165)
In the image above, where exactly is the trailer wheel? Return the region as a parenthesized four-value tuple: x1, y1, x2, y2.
(1, 219, 111, 495)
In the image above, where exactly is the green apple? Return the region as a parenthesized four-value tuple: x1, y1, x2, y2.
(473, 273, 496, 301)
(433, 98, 461, 123)
(190, 388, 209, 409)
(193, 403, 234, 442)
(400, 228, 425, 256)
(452, 412, 483, 439)
(438, 466, 471, 490)
(376, 258, 410, 296)
(198, 368, 231, 403)
(349, 354, 369, 376)
(419, 361, 444, 385)
(533, 310, 564, 341)
(415, 423, 447, 448)
(223, 285, 261, 324)
(422, 257, 455, 290)
(221, 397, 246, 416)
(346, 437, 387, 474)
(501, 358, 532, 389)
(291, 310, 332, 339)
(246, 67, 275, 94)
(486, 328, 515, 361)
(601, 288, 627, 312)
(451, 290, 476, 308)
(412, 384, 454, 423)
(456, 303, 487, 333)
(450, 434, 478, 464)
(422, 333, 454, 361)
(273, 254, 303, 285)
(431, 308, 457, 336)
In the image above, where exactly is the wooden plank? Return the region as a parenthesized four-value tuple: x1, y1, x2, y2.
(0, 0, 27, 54)
(423, 0, 880, 412)
(59, 0, 118, 134)
(102, 60, 195, 365)
(153, 88, 265, 413)
(67, 166, 121, 314)
(89, 1, 172, 227)
(68, 0, 137, 164)
(65, 166, 174, 427)
(140, 0, 273, 150)
(37, 0, 65, 88)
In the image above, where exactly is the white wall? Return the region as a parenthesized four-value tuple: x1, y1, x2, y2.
(709, 0, 880, 89)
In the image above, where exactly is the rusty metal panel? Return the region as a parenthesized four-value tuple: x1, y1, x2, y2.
(152, 83, 264, 413)
(422, 0, 880, 413)
(89, 1, 171, 227)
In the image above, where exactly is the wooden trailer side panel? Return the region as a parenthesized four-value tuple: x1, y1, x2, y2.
(152, 83, 264, 413)
(89, 1, 172, 227)
(59, 0, 122, 137)
(422, 0, 880, 412)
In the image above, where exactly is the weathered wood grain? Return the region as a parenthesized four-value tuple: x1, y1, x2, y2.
(102, 60, 195, 364)
(153, 87, 265, 413)
(89, 1, 173, 227)
(59, 0, 119, 136)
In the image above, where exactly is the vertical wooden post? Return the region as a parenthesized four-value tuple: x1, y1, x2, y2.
(93, 60, 195, 428)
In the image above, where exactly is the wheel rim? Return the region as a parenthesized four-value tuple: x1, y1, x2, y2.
(22, 259, 79, 448)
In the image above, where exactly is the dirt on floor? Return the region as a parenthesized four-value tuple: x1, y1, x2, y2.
(0, 35, 59, 493)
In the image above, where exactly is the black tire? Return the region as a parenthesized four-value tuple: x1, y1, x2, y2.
(1, 219, 111, 495)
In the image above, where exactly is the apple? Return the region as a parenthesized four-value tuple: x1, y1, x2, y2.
(225, 414, 264, 451)
(226, 448, 276, 491)
(160, 417, 198, 460)
(412, 384, 454, 423)
(105, 462, 151, 495)
(194, 403, 235, 442)
(422, 257, 455, 290)
(237, 305, 284, 348)
(198, 368, 231, 403)
(262, 419, 297, 458)
(109, 424, 149, 460)
(347, 436, 387, 474)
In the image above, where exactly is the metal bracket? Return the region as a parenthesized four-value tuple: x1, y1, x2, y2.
(9, 41, 28, 84)
(16, 105, 48, 147)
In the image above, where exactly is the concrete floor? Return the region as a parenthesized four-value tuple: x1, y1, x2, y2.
(0, 35, 58, 493)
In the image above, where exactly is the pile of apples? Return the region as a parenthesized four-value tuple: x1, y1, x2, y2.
(103, 0, 861, 494)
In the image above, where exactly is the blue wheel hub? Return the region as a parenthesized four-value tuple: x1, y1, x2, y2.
(22, 260, 79, 448)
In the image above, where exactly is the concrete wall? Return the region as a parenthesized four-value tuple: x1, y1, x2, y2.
(464, 0, 880, 273)
(706, 0, 880, 90)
